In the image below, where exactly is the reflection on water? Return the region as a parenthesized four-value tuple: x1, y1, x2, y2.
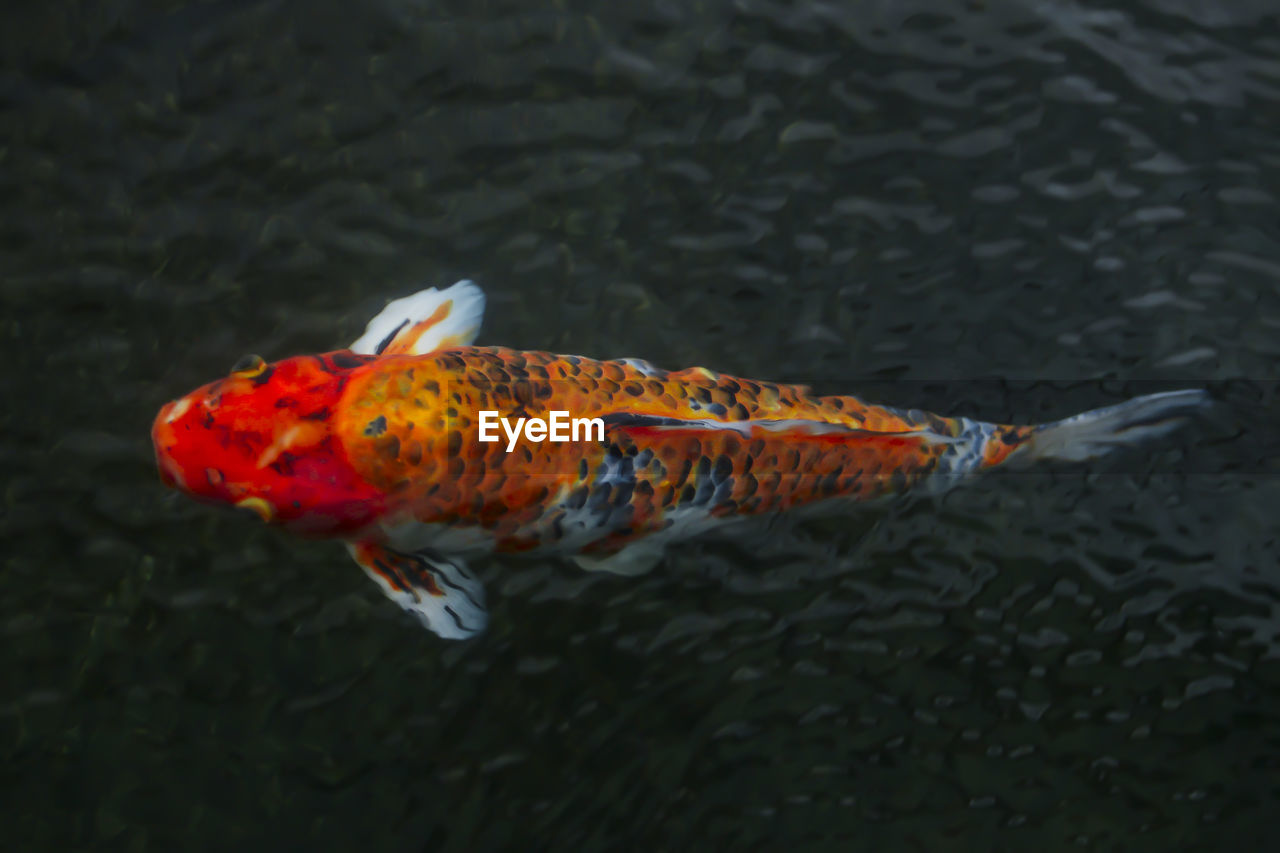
(2, 0, 1278, 848)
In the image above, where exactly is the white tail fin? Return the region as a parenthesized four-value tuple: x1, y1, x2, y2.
(1022, 389, 1209, 462)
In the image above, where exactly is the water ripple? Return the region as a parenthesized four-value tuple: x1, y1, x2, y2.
(2, 0, 1277, 848)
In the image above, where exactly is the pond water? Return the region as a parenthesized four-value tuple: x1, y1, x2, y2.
(2, 0, 1278, 848)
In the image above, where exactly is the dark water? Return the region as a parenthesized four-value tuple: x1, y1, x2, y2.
(3, 0, 1279, 848)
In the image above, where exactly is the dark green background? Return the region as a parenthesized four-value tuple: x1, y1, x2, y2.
(3, 0, 1278, 849)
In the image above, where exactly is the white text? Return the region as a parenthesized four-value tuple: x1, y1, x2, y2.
(477, 410, 605, 452)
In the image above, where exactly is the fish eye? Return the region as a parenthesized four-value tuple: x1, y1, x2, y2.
(235, 497, 275, 522)
(230, 354, 267, 378)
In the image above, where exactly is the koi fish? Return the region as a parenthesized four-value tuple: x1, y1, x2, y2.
(152, 281, 1206, 639)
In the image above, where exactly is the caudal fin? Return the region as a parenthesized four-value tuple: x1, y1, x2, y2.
(1021, 389, 1209, 463)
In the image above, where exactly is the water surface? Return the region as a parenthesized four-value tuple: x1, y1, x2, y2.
(2, 0, 1278, 848)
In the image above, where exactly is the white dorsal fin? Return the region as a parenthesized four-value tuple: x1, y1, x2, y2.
(350, 279, 485, 356)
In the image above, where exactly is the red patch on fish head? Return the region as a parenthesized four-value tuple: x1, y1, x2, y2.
(152, 351, 387, 536)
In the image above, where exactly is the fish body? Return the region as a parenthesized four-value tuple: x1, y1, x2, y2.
(152, 281, 1206, 638)
(337, 348, 1029, 551)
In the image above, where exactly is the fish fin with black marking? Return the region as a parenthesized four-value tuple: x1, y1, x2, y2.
(347, 541, 487, 639)
(350, 279, 485, 356)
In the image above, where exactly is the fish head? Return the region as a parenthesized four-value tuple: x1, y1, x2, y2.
(152, 351, 386, 536)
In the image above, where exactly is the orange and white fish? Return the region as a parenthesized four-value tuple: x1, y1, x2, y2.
(152, 281, 1206, 638)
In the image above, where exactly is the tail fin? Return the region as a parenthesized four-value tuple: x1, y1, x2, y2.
(1020, 389, 1209, 463)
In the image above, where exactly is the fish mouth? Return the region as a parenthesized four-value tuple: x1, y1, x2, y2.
(151, 400, 186, 490)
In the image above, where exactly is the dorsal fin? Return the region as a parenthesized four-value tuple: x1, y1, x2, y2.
(350, 280, 485, 356)
(600, 412, 957, 445)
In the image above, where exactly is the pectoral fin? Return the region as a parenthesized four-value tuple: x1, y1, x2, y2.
(347, 541, 487, 639)
(350, 279, 486, 356)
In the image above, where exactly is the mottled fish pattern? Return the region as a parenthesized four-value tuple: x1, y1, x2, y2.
(336, 347, 1027, 556)
(152, 281, 1207, 638)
